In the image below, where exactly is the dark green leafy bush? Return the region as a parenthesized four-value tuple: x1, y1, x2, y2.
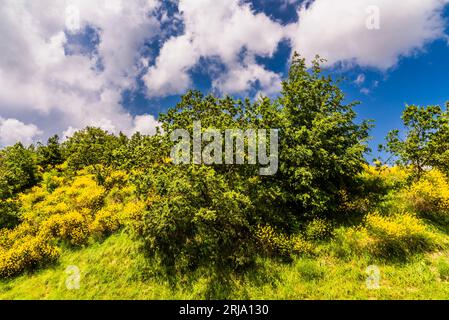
(137, 165, 255, 271)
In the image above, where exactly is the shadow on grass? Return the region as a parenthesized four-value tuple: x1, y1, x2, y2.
(135, 252, 285, 299)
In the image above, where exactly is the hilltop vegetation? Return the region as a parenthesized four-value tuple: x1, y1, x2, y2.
(2, 55, 449, 299)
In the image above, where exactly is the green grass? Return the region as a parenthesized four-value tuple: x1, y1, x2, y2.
(2, 230, 449, 300)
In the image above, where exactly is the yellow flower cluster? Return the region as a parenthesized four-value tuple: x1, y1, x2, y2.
(0, 171, 146, 278)
(0, 234, 60, 278)
(41, 211, 89, 246)
(104, 170, 129, 190)
(305, 218, 333, 240)
(291, 236, 315, 255)
(365, 212, 434, 258)
(364, 164, 409, 179)
(404, 169, 449, 220)
(255, 225, 303, 257)
(366, 213, 426, 239)
(89, 204, 122, 237)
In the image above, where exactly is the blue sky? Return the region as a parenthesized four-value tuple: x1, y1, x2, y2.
(339, 37, 449, 160)
(122, 0, 449, 161)
(1, 0, 449, 161)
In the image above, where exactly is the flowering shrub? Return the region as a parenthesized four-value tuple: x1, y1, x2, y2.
(0, 170, 140, 278)
(255, 225, 316, 257)
(19, 186, 47, 210)
(42, 170, 64, 193)
(305, 219, 333, 241)
(365, 213, 435, 259)
(103, 170, 129, 190)
(122, 200, 145, 221)
(89, 204, 122, 237)
(0, 235, 60, 278)
(0, 222, 59, 277)
(255, 225, 293, 257)
(331, 212, 436, 260)
(41, 211, 90, 246)
(403, 169, 449, 222)
(71, 176, 105, 209)
(291, 236, 315, 256)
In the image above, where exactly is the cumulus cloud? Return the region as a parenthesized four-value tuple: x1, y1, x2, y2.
(61, 113, 159, 140)
(144, 35, 197, 97)
(143, 0, 285, 97)
(129, 114, 161, 136)
(144, 0, 449, 98)
(0, 0, 161, 147)
(212, 57, 283, 97)
(286, 0, 449, 69)
(0, 118, 42, 147)
(1, 0, 449, 147)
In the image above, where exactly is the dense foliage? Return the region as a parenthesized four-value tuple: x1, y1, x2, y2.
(2, 56, 449, 281)
(382, 104, 449, 178)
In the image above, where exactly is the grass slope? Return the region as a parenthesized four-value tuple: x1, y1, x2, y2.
(2, 230, 449, 300)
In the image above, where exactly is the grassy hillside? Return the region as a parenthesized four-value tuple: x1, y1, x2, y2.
(3, 229, 449, 300)
(3, 59, 449, 300)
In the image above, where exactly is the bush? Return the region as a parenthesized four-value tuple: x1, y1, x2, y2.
(361, 165, 410, 191)
(63, 127, 121, 171)
(403, 169, 449, 222)
(0, 143, 39, 199)
(89, 204, 122, 237)
(0, 168, 140, 278)
(291, 236, 315, 256)
(0, 223, 60, 278)
(365, 213, 435, 259)
(41, 211, 90, 246)
(42, 170, 64, 193)
(19, 186, 47, 211)
(340, 165, 411, 218)
(0, 234, 60, 278)
(103, 170, 129, 190)
(304, 219, 333, 241)
(19, 174, 104, 222)
(0, 200, 21, 229)
(71, 175, 105, 210)
(137, 166, 255, 271)
(122, 200, 145, 221)
(255, 225, 293, 258)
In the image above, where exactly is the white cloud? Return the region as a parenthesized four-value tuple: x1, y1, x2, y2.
(144, 35, 197, 96)
(144, 0, 449, 98)
(360, 88, 370, 95)
(1, 0, 449, 148)
(0, 0, 161, 147)
(213, 57, 283, 96)
(129, 114, 160, 136)
(0, 118, 42, 147)
(286, 0, 449, 69)
(355, 74, 366, 85)
(143, 0, 285, 97)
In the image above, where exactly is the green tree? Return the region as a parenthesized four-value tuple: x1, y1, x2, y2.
(0, 143, 39, 199)
(382, 104, 449, 179)
(273, 54, 372, 218)
(0, 200, 20, 229)
(37, 135, 64, 168)
(63, 127, 122, 171)
(137, 54, 372, 271)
